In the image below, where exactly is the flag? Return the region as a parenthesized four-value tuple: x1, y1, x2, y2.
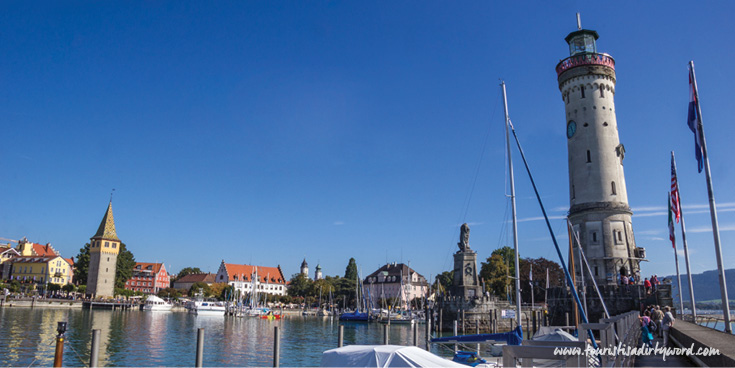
(688, 65, 704, 173)
(529, 267, 533, 287)
(668, 193, 676, 249)
(671, 154, 681, 223)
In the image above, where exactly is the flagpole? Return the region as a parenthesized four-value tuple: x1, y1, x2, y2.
(670, 192, 685, 317)
(530, 267, 534, 311)
(672, 151, 697, 321)
(689, 61, 731, 333)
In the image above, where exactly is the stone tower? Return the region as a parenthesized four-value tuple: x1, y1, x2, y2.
(556, 22, 644, 285)
(300, 259, 309, 279)
(315, 264, 323, 280)
(86, 201, 121, 298)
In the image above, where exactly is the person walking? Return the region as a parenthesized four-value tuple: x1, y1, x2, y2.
(652, 306, 664, 338)
(644, 278, 652, 295)
(662, 306, 675, 346)
(639, 311, 655, 348)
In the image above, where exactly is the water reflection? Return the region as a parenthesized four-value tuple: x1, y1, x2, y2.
(0, 309, 434, 367)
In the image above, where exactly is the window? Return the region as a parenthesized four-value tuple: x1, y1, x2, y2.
(595, 266, 599, 276)
(587, 150, 591, 163)
(105, 242, 109, 247)
(600, 87, 604, 98)
(580, 86, 585, 99)
(112, 243, 116, 248)
(592, 232, 597, 243)
(611, 181, 617, 195)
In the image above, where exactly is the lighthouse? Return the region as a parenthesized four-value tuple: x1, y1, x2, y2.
(556, 18, 645, 286)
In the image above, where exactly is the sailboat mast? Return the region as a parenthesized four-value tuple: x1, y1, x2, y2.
(502, 81, 522, 328)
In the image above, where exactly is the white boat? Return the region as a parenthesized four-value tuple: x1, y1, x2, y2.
(186, 290, 226, 316)
(143, 295, 173, 311)
(321, 345, 468, 367)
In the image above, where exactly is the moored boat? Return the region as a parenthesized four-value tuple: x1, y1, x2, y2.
(143, 295, 173, 311)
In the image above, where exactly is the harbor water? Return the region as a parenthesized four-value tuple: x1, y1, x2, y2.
(0, 308, 438, 367)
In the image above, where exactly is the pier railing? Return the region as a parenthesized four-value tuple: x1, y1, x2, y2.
(502, 310, 640, 368)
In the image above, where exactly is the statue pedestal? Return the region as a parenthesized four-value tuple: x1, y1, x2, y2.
(450, 250, 482, 299)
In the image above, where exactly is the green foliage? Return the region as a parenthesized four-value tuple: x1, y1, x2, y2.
(48, 284, 62, 293)
(491, 246, 516, 277)
(209, 283, 229, 300)
(77, 285, 87, 294)
(279, 295, 293, 304)
(157, 288, 181, 300)
(9, 280, 21, 293)
(189, 282, 211, 297)
(344, 258, 358, 280)
(434, 271, 453, 294)
(287, 273, 312, 298)
(62, 284, 77, 295)
(115, 243, 136, 289)
(518, 257, 564, 303)
(73, 243, 91, 285)
(480, 254, 510, 298)
(175, 267, 203, 281)
(114, 288, 136, 297)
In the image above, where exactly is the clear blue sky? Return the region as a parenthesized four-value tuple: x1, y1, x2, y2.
(1, 2, 734, 282)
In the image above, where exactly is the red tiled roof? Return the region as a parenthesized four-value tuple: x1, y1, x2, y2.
(134, 262, 165, 274)
(222, 263, 285, 284)
(64, 258, 74, 266)
(176, 273, 216, 284)
(31, 243, 58, 257)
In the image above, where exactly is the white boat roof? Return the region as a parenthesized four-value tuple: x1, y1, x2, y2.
(146, 295, 166, 303)
(321, 345, 466, 367)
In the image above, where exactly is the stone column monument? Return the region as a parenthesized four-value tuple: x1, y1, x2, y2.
(450, 223, 482, 299)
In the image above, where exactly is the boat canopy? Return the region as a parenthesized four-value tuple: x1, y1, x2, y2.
(321, 345, 466, 367)
(145, 295, 166, 303)
(430, 326, 523, 346)
(532, 327, 578, 342)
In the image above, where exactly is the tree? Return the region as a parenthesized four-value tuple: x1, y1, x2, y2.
(434, 271, 453, 295)
(518, 257, 564, 304)
(209, 283, 229, 300)
(157, 288, 181, 300)
(62, 283, 77, 296)
(491, 246, 517, 278)
(73, 243, 91, 285)
(344, 258, 358, 281)
(287, 273, 312, 298)
(77, 285, 87, 294)
(115, 243, 136, 289)
(189, 282, 211, 297)
(48, 283, 62, 294)
(479, 254, 510, 299)
(175, 267, 203, 281)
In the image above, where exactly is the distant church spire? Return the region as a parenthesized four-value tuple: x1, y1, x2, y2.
(92, 201, 119, 241)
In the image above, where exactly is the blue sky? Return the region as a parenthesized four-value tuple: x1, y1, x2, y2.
(1, 2, 734, 282)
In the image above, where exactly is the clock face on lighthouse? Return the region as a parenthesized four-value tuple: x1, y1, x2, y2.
(567, 120, 577, 138)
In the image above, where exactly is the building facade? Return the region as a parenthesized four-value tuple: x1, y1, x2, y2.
(9, 255, 73, 286)
(124, 263, 170, 294)
(314, 264, 323, 280)
(364, 263, 429, 308)
(86, 201, 121, 298)
(215, 261, 287, 297)
(556, 23, 644, 285)
(300, 259, 309, 279)
(0, 246, 20, 280)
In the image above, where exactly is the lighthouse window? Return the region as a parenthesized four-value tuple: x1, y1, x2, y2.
(580, 86, 585, 99)
(600, 87, 605, 98)
(592, 232, 598, 243)
(594, 266, 599, 277)
(611, 181, 617, 195)
(586, 150, 591, 163)
(566, 93, 570, 104)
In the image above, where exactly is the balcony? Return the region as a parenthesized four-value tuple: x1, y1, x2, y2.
(556, 52, 615, 77)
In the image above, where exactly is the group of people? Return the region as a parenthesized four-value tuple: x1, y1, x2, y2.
(644, 275, 661, 295)
(620, 274, 662, 295)
(639, 305, 675, 348)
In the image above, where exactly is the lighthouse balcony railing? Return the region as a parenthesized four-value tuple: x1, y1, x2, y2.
(556, 52, 615, 77)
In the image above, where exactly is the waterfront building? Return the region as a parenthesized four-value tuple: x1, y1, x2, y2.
(215, 261, 287, 297)
(315, 264, 323, 280)
(364, 263, 429, 308)
(557, 22, 645, 286)
(124, 262, 170, 294)
(300, 258, 309, 279)
(8, 255, 73, 286)
(172, 272, 216, 291)
(15, 238, 60, 257)
(86, 201, 121, 298)
(0, 246, 20, 280)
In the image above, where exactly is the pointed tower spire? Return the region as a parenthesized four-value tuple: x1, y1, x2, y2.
(92, 201, 119, 240)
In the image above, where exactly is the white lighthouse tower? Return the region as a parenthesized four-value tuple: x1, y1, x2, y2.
(556, 17, 644, 285)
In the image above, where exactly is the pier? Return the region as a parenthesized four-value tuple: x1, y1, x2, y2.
(82, 301, 138, 311)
